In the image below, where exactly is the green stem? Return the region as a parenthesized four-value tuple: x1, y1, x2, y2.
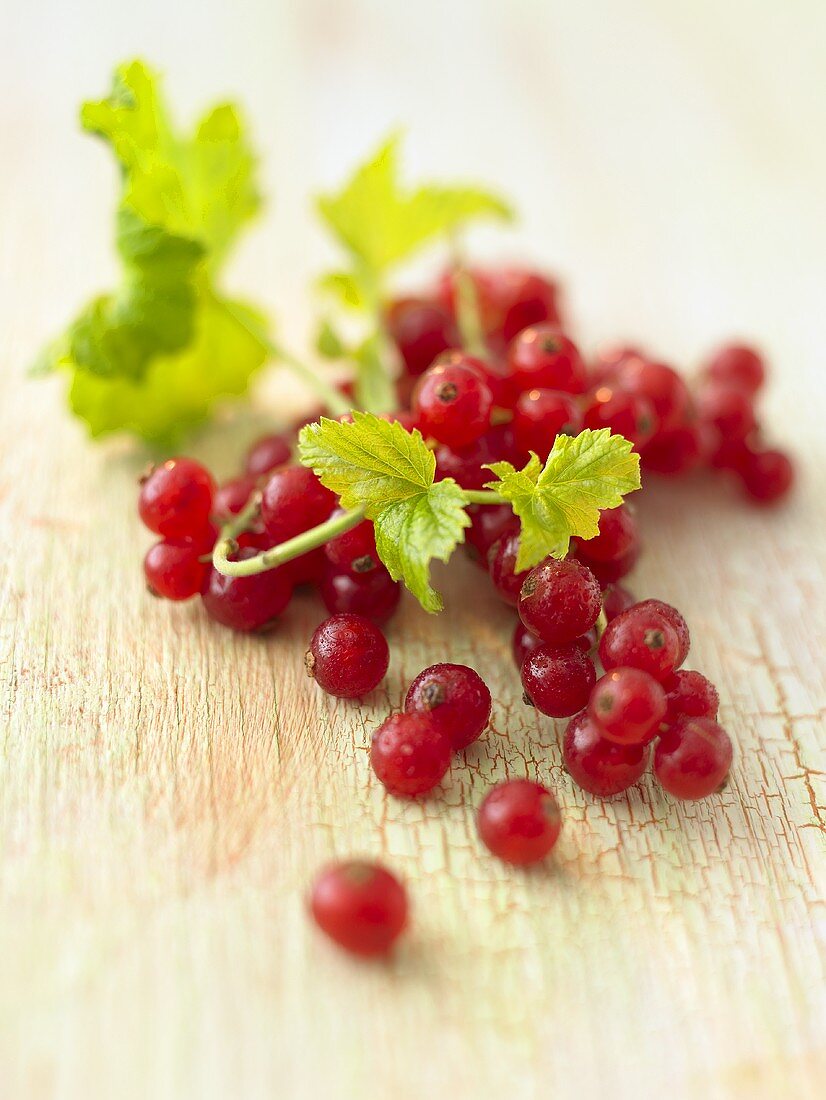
(453, 266, 487, 358)
(213, 506, 366, 577)
(224, 300, 351, 418)
(462, 489, 505, 506)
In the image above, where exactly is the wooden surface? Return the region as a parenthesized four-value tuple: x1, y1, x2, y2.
(2, 5, 826, 1097)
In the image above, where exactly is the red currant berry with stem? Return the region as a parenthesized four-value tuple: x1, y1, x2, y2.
(654, 716, 733, 799)
(405, 663, 492, 751)
(370, 712, 451, 797)
(664, 670, 720, 724)
(202, 549, 293, 632)
(521, 643, 596, 718)
(412, 357, 493, 449)
(306, 614, 389, 699)
(603, 583, 636, 622)
(138, 457, 215, 538)
(574, 505, 637, 564)
(477, 779, 562, 865)
(615, 357, 691, 431)
(642, 424, 703, 477)
(518, 557, 602, 644)
(435, 424, 519, 491)
(512, 621, 542, 668)
(260, 466, 336, 544)
(582, 386, 657, 449)
(588, 667, 666, 745)
(738, 447, 794, 505)
(144, 539, 210, 600)
(488, 530, 531, 606)
(385, 296, 457, 376)
(213, 475, 257, 522)
(697, 384, 757, 441)
(465, 504, 517, 566)
(507, 326, 588, 395)
(323, 512, 378, 575)
(633, 599, 690, 666)
(310, 861, 408, 957)
(563, 711, 648, 797)
(320, 566, 401, 625)
(599, 606, 681, 683)
(245, 433, 292, 479)
(513, 389, 583, 459)
(705, 343, 765, 394)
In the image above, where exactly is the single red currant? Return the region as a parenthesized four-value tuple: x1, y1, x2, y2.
(477, 779, 562, 865)
(614, 357, 691, 431)
(507, 326, 588, 395)
(633, 599, 690, 666)
(488, 530, 531, 606)
(588, 667, 666, 745)
(310, 861, 408, 957)
(697, 384, 757, 441)
(412, 356, 493, 449)
(654, 716, 733, 799)
(578, 544, 641, 587)
(599, 605, 681, 683)
(705, 343, 765, 394)
(464, 504, 517, 566)
(213, 475, 257, 522)
(306, 614, 389, 699)
(521, 643, 596, 718)
(202, 550, 293, 632)
(324, 513, 379, 575)
(370, 712, 451, 797)
(320, 566, 401, 624)
(602, 583, 636, 622)
(435, 425, 520, 490)
(582, 386, 657, 449)
(385, 296, 457, 376)
(663, 670, 720, 724)
(738, 447, 794, 505)
(642, 424, 703, 477)
(512, 621, 542, 669)
(512, 389, 582, 459)
(244, 433, 292, 478)
(144, 539, 210, 600)
(138, 457, 215, 538)
(518, 557, 602, 644)
(260, 466, 336, 544)
(405, 663, 492, 751)
(563, 711, 648, 797)
(575, 505, 638, 564)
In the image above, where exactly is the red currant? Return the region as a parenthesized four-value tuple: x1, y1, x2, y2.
(370, 712, 451, 797)
(320, 566, 401, 624)
(697, 384, 757, 441)
(654, 716, 733, 799)
(582, 386, 657, 449)
(663, 670, 719, 724)
(512, 389, 583, 459)
(521, 643, 596, 718)
(310, 861, 408, 957)
(138, 457, 215, 538)
(574, 505, 638, 564)
(603, 583, 636, 622)
(588, 667, 666, 745)
(507, 326, 588, 395)
(512, 621, 542, 669)
(563, 710, 648, 797)
(213, 475, 257, 522)
(405, 663, 491, 751)
(599, 605, 681, 683)
(245, 433, 292, 478)
(306, 614, 389, 699)
(477, 779, 561, 865)
(633, 599, 690, 666)
(386, 296, 457, 376)
(465, 504, 517, 566)
(412, 356, 493, 449)
(435, 425, 520, 491)
(518, 557, 602, 644)
(260, 466, 336, 544)
(642, 424, 703, 477)
(738, 447, 794, 505)
(705, 343, 765, 394)
(202, 549, 293, 632)
(144, 539, 210, 600)
(488, 530, 531, 606)
(614, 357, 691, 431)
(323, 513, 378, 575)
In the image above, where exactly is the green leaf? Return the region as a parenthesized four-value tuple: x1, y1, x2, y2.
(315, 318, 347, 360)
(485, 429, 642, 572)
(317, 271, 366, 310)
(352, 336, 398, 415)
(298, 412, 470, 611)
(317, 133, 513, 275)
(39, 59, 266, 441)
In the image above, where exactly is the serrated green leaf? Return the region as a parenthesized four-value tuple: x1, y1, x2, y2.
(298, 412, 470, 611)
(39, 59, 266, 441)
(485, 429, 641, 572)
(317, 133, 513, 275)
